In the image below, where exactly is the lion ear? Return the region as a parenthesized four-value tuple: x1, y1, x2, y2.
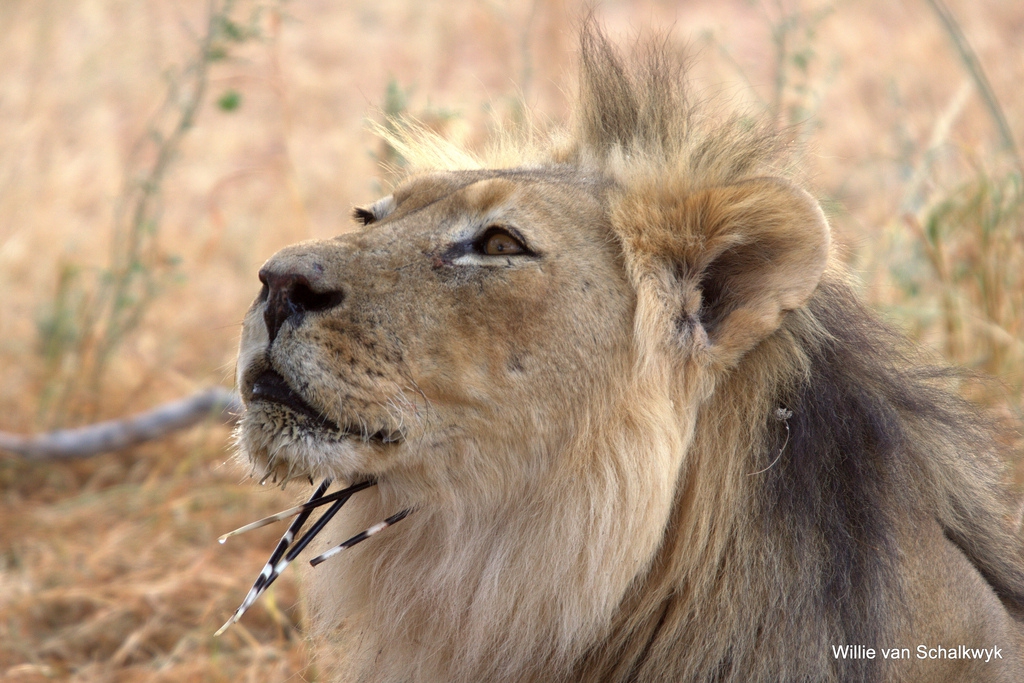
(683, 178, 830, 367)
(620, 177, 830, 369)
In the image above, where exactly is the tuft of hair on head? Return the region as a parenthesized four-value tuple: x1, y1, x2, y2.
(574, 22, 689, 157)
(369, 22, 786, 192)
(369, 117, 483, 179)
(371, 107, 557, 181)
(555, 20, 787, 190)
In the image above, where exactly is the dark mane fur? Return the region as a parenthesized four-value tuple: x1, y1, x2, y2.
(761, 278, 1024, 680)
(583, 277, 1024, 683)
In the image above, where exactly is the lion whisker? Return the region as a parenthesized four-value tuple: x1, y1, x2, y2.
(383, 397, 406, 433)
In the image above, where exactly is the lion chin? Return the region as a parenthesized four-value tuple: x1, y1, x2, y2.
(234, 366, 404, 486)
(231, 24, 1024, 683)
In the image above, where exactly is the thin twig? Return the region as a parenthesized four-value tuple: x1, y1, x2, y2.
(924, 0, 1023, 175)
(749, 408, 792, 476)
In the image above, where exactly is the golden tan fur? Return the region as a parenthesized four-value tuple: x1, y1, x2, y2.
(234, 26, 1024, 682)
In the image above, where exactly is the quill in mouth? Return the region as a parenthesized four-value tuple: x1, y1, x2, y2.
(215, 478, 412, 636)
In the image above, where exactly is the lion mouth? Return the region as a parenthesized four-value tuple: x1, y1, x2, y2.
(251, 368, 337, 427)
(249, 369, 403, 444)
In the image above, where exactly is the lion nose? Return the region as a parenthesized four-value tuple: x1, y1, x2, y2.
(258, 267, 345, 344)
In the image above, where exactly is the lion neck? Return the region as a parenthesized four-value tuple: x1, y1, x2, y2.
(304, 368, 700, 683)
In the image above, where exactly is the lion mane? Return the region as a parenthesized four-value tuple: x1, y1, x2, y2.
(234, 25, 1024, 682)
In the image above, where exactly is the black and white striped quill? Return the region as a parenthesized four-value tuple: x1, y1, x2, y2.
(216, 478, 411, 635)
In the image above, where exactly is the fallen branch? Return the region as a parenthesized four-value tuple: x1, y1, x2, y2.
(0, 388, 241, 461)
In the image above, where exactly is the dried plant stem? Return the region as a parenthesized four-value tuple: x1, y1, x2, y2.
(38, 0, 246, 426)
(89, 1, 223, 388)
(924, 0, 1023, 175)
(899, 79, 972, 215)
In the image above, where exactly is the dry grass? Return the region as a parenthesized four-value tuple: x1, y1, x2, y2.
(0, 430, 312, 682)
(0, 0, 1021, 680)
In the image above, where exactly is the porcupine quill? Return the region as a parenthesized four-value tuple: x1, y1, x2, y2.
(215, 478, 412, 636)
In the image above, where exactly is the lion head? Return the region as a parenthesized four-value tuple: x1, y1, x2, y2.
(234, 26, 1024, 683)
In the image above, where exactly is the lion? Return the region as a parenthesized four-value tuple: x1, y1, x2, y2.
(232, 26, 1024, 682)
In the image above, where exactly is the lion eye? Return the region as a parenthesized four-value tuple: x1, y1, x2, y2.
(479, 228, 526, 256)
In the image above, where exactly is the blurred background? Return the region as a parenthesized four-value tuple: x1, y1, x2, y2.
(1, 0, 1021, 680)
